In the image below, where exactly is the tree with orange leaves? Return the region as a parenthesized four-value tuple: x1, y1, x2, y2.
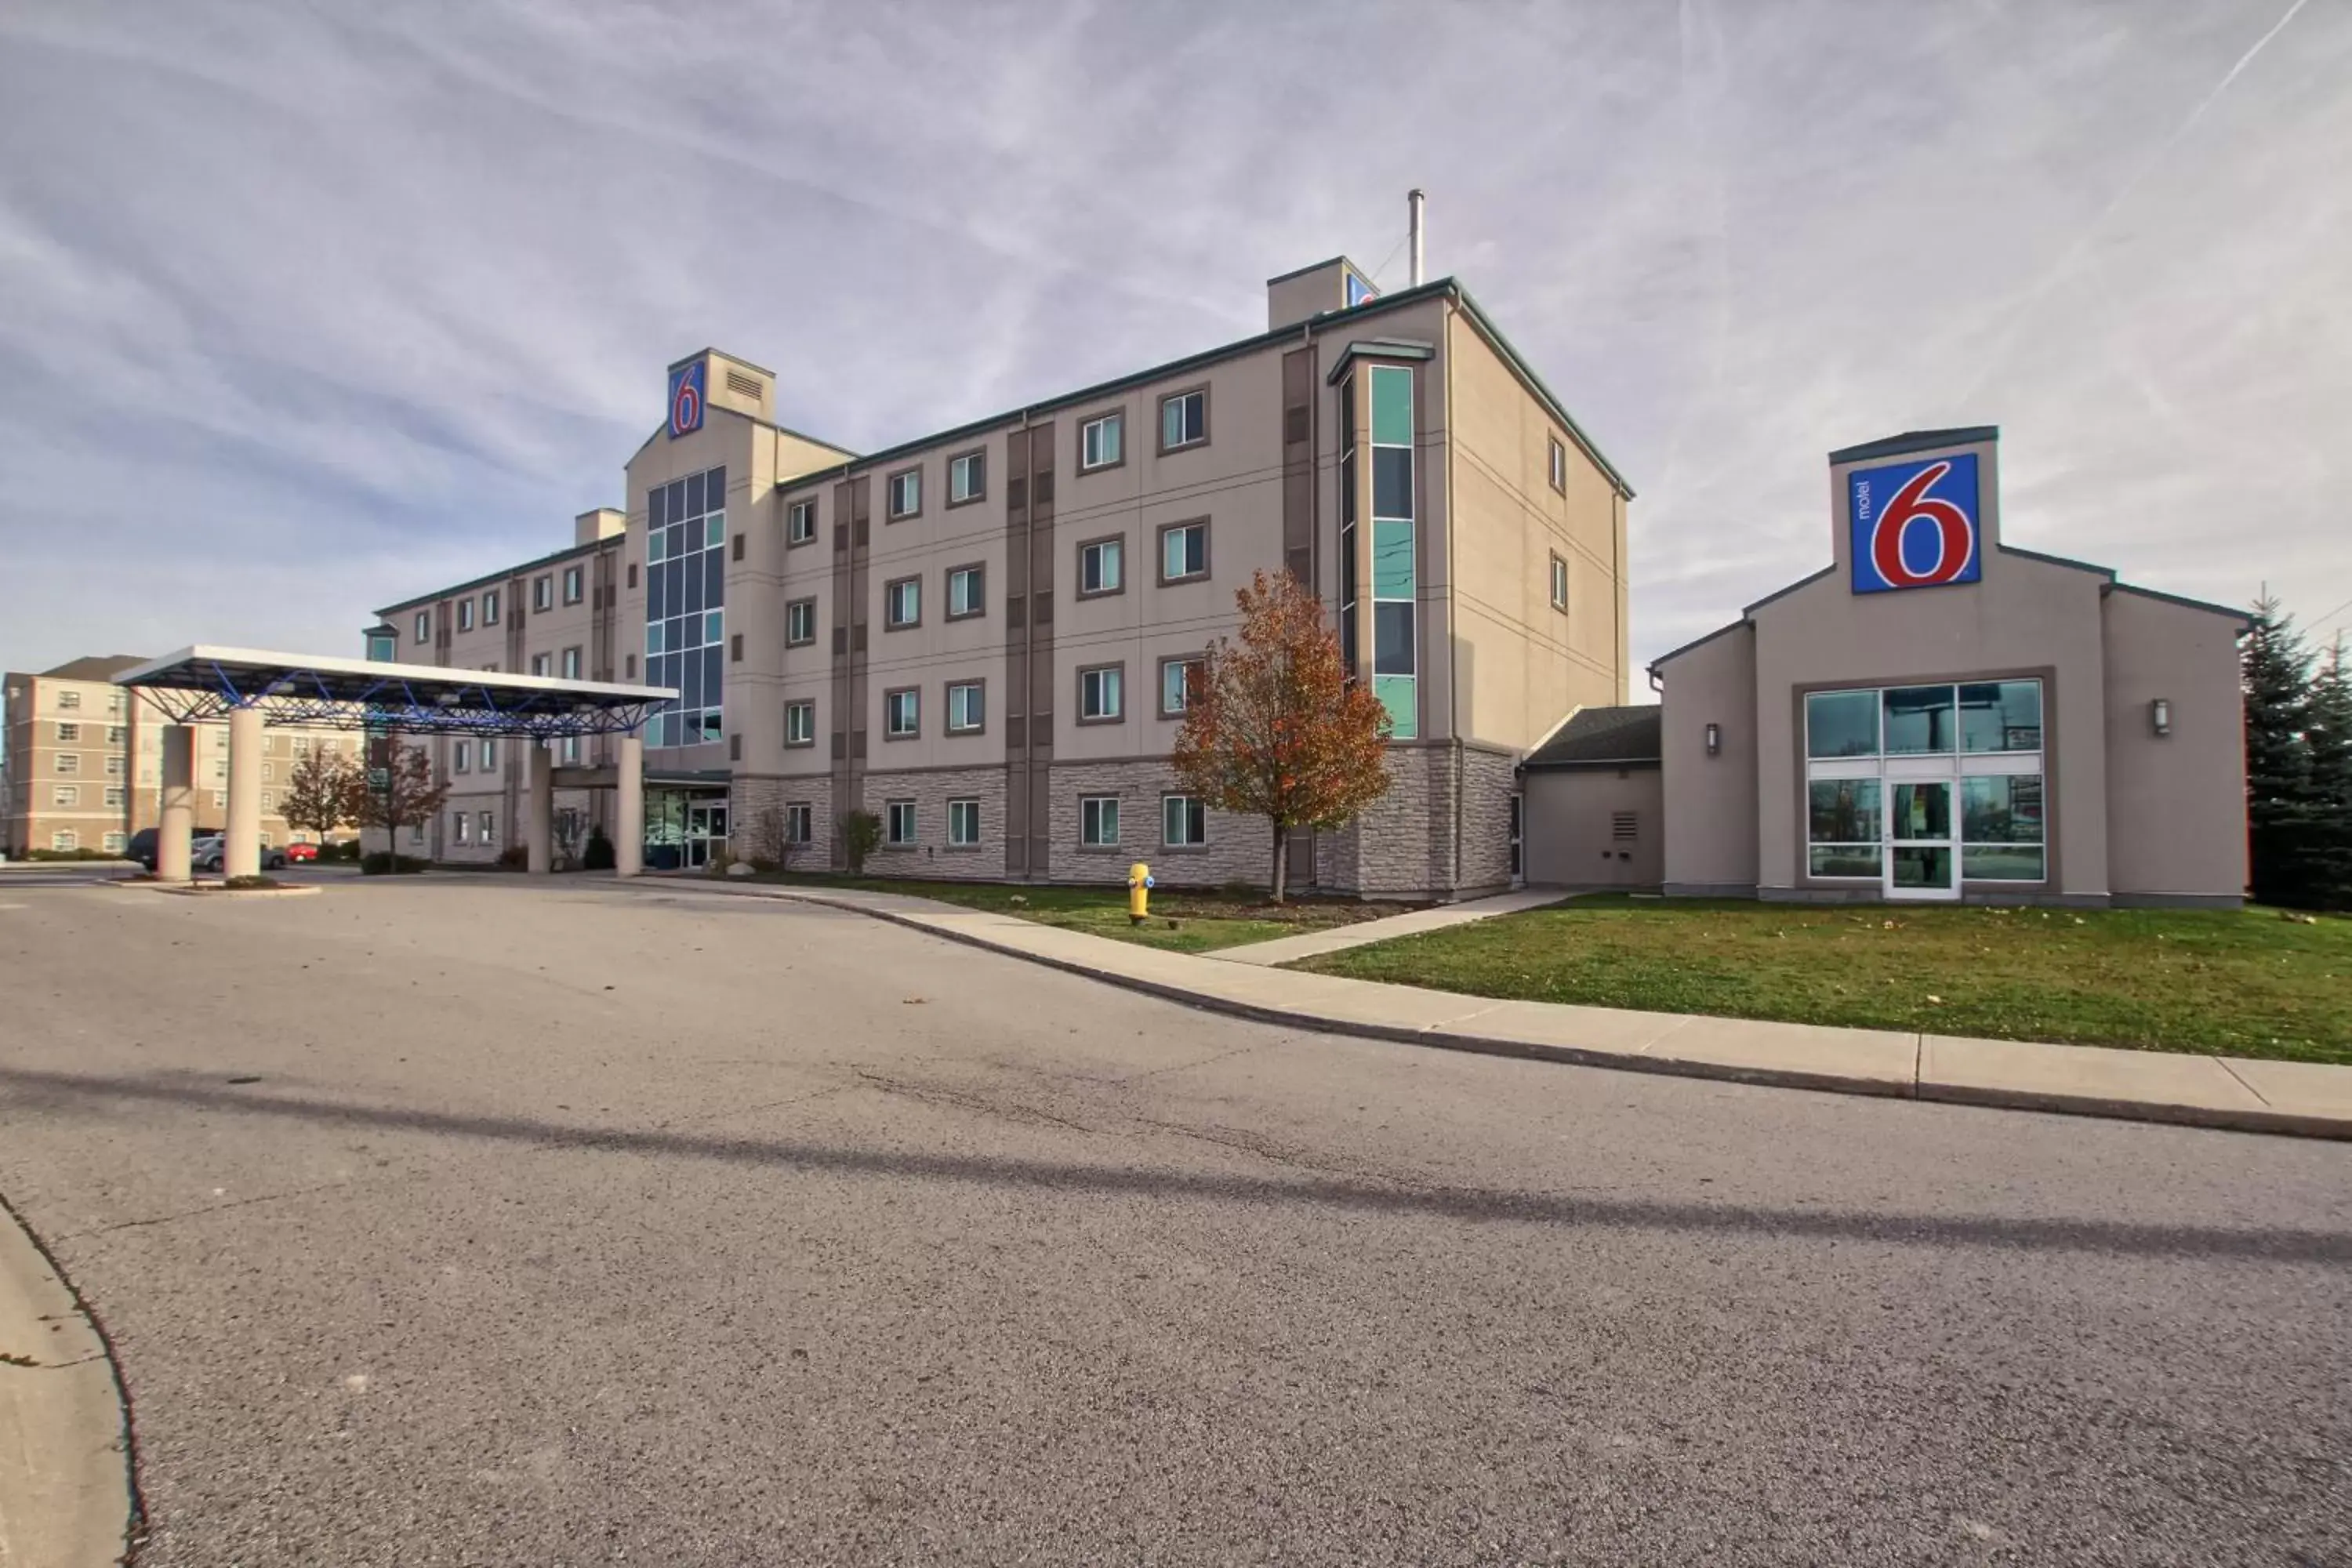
(1171, 568, 1393, 903)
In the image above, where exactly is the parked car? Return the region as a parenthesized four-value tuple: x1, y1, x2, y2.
(126, 827, 159, 870)
(284, 842, 319, 862)
(191, 834, 288, 873)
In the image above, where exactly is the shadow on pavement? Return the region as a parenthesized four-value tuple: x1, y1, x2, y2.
(4, 1063, 2347, 1266)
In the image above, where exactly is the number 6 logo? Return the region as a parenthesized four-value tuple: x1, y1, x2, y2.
(1851, 454, 1980, 593)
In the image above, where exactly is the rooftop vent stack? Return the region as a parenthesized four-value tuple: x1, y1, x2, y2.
(1408, 188, 1425, 286)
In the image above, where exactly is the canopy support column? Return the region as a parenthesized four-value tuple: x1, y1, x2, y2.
(616, 733, 644, 877)
(526, 744, 553, 875)
(224, 705, 263, 879)
(158, 725, 195, 882)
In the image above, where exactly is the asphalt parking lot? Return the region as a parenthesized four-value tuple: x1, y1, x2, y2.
(2, 876, 2347, 1565)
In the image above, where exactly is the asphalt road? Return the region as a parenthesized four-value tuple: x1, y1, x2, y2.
(1, 877, 2347, 1566)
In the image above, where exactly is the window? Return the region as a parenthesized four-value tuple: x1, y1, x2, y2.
(263, 762, 276, 782)
(51, 830, 77, 852)
(560, 735, 580, 764)
(1162, 794, 1207, 848)
(104, 786, 124, 808)
(643, 464, 728, 749)
(1959, 681, 2043, 753)
(948, 798, 981, 847)
(884, 575, 921, 628)
(887, 466, 922, 519)
(1080, 795, 1120, 847)
(410, 822, 424, 845)
(564, 566, 583, 605)
(1080, 411, 1123, 471)
(103, 832, 125, 853)
(1804, 690, 1879, 759)
(213, 790, 227, 809)
(528, 652, 552, 680)
(1550, 554, 1569, 612)
(479, 810, 496, 844)
(885, 688, 920, 739)
(459, 597, 475, 632)
(104, 754, 123, 776)
(1160, 388, 1207, 452)
(57, 690, 81, 710)
(562, 647, 583, 681)
(1364, 362, 1419, 739)
(484, 588, 500, 626)
(1548, 435, 1568, 494)
(787, 499, 818, 545)
(107, 725, 125, 744)
(946, 564, 985, 619)
(453, 740, 471, 773)
(886, 800, 916, 845)
(1078, 536, 1123, 597)
(453, 811, 472, 845)
(261, 789, 275, 808)
(213, 759, 227, 782)
(1159, 656, 1202, 717)
(52, 785, 78, 807)
(415, 611, 431, 642)
(784, 700, 816, 747)
(1159, 520, 1209, 584)
(786, 597, 818, 646)
(1962, 775, 2046, 881)
(948, 450, 985, 505)
(946, 681, 984, 733)
(54, 753, 78, 775)
(784, 803, 812, 845)
(56, 722, 78, 742)
(1079, 664, 1123, 723)
(481, 738, 499, 771)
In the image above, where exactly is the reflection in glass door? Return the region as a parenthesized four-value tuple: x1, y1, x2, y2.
(1886, 780, 1956, 900)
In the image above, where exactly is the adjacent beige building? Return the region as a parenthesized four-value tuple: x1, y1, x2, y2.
(2, 655, 358, 857)
(375, 257, 1635, 893)
(1602, 426, 2246, 908)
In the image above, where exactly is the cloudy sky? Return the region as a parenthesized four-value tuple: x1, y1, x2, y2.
(2, 0, 2347, 680)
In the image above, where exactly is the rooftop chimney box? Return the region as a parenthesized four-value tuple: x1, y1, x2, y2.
(1265, 256, 1380, 332)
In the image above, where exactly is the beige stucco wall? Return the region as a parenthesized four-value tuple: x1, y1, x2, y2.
(1442, 313, 1626, 753)
(2101, 589, 2248, 902)
(1523, 766, 1663, 888)
(1658, 626, 1759, 895)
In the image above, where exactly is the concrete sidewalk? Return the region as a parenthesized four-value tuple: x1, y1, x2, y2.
(0, 1200, 136, 1568)
(1209, 888, 1566, 966)
(633, 879, 2352, 1140)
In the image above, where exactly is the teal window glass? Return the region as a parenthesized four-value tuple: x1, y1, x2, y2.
(1809, 846, 1880, 878)
(1883, 686, 1957, 753)
(1808, 779, 1882, 845)
(648, 528, 666, 564)
(1805, 690, 1878, 757)
(1372, 448, 1414, 518)
(1372, 521, 1415, 598)
(706, 514, 726, 548)
(1959, 680, 2043, 753)
(705, 611, 723, 644)
(1963, 845, 2045, 881)
(1370, 365, 1413, 446)
(1962, 774, 2043, 842)
(1374, 675, 1417, 739)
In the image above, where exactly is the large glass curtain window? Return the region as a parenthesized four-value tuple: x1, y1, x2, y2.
(1367, 365, 1417, 738)
(1338, 377, 1357, 678)
(644, 464, 728, 747)
(1802, 677, 2045, 883)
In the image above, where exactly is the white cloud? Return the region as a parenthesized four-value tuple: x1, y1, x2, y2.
(0, 0, 2346, 677)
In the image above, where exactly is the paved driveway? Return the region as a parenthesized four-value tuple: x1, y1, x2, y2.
(1, 878, 2347, 1565)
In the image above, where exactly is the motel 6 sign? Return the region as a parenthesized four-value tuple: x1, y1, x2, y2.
(1849, 452, 1982, 594)
(667, 360, 706, 438)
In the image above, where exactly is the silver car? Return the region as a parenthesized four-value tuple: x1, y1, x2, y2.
(192, 834, 289, 873)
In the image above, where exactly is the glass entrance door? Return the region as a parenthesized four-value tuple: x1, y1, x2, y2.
(1885, 780, 1956, 901)
(683, 801, 728, 869)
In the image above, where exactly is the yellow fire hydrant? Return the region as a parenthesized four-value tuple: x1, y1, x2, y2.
(1128, 862, 1153, 924)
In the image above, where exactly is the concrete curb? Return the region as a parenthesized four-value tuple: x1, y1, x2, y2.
(0, 1196, 139, 1567)
(728, 886, 2352, 1142)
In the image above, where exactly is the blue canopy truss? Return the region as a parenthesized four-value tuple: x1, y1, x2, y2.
(113, 646, 677, 740)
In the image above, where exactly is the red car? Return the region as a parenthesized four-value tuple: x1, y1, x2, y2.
(284, 842, 321, 862)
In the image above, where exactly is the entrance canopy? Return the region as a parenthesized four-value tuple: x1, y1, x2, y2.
(112, 645, 676, 739)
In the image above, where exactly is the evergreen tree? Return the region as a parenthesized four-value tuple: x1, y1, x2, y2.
(2242, 592, 2316, 908)
(2302, 635, 2352, 910)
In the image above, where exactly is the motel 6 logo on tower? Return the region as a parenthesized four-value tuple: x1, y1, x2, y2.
(1849, 453, 1981, 594)
(667, 360, 706, 439)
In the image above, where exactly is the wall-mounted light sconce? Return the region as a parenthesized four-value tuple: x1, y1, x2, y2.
(2151, 699, 2172, 737)
(1704, 722, 1722, 756)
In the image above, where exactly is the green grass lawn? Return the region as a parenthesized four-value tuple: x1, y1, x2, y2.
(744, 873, 1400, 955)
(1292, 896, 2352, 1063)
